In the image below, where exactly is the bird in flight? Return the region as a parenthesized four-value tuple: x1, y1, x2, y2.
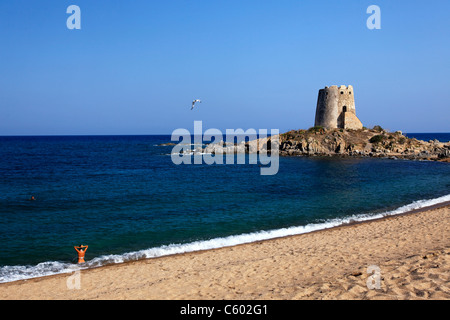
(191, 99, 201, 110)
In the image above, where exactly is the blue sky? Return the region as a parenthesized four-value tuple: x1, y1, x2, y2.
(0, 0, 449, 135)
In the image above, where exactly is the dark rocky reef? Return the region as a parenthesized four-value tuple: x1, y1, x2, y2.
(180, 126, 450, 163)
(278, 126, 450, 162)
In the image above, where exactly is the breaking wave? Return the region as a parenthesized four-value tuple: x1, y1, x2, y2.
(1, 194, 449, 284)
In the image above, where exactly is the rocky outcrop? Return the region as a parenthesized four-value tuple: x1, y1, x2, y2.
(277, 127, 450, 162)
(158, 142, 176, 146)
(180, 126, 450, 162)
(182, 136, 279, 155)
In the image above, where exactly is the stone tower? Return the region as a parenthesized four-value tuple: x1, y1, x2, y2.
(314, 85, 363, 130)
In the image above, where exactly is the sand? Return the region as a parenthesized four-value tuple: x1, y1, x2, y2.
(0, 204, 449, 300)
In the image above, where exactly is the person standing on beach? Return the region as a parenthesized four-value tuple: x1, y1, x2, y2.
(74, 245, 88, 264)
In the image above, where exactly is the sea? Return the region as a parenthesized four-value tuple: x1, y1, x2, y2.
(0, 133, 449, 283)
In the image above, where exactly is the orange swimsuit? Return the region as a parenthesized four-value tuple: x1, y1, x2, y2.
(74, 246, 88, 264)
(77, 251, 85, 263)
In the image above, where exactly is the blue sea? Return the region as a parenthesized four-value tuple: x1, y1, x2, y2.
(0, 133, 449, 283)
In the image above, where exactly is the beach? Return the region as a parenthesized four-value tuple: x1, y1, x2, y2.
(0, 203, 448, 300)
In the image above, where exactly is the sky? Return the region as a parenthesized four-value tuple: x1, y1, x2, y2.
(0, 0, 449, 135)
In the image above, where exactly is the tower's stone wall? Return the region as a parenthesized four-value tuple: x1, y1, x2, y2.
(314, 85, 362, 130)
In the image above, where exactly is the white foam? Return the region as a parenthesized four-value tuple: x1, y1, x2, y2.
(1, 193, 449, 283)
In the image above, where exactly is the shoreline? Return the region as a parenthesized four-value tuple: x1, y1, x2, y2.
(0, 200, 449, 299)
(1, 197, 450, 286)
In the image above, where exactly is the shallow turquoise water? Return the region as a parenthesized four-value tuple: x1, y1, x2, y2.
(0, 135, 449, 282)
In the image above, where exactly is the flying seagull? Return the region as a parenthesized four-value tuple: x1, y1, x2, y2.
(191, 99, 201, 110)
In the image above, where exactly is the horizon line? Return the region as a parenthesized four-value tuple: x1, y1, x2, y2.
(1, 131, 449, 137)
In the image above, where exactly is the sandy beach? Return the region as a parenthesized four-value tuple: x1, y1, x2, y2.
(1, 203, 449, 300)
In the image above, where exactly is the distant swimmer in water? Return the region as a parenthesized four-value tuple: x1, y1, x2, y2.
(74, 245, 88, 264)
(29, 196, 36, 201)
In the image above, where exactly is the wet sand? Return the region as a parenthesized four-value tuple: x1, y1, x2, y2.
(1, 204, 449, 300)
